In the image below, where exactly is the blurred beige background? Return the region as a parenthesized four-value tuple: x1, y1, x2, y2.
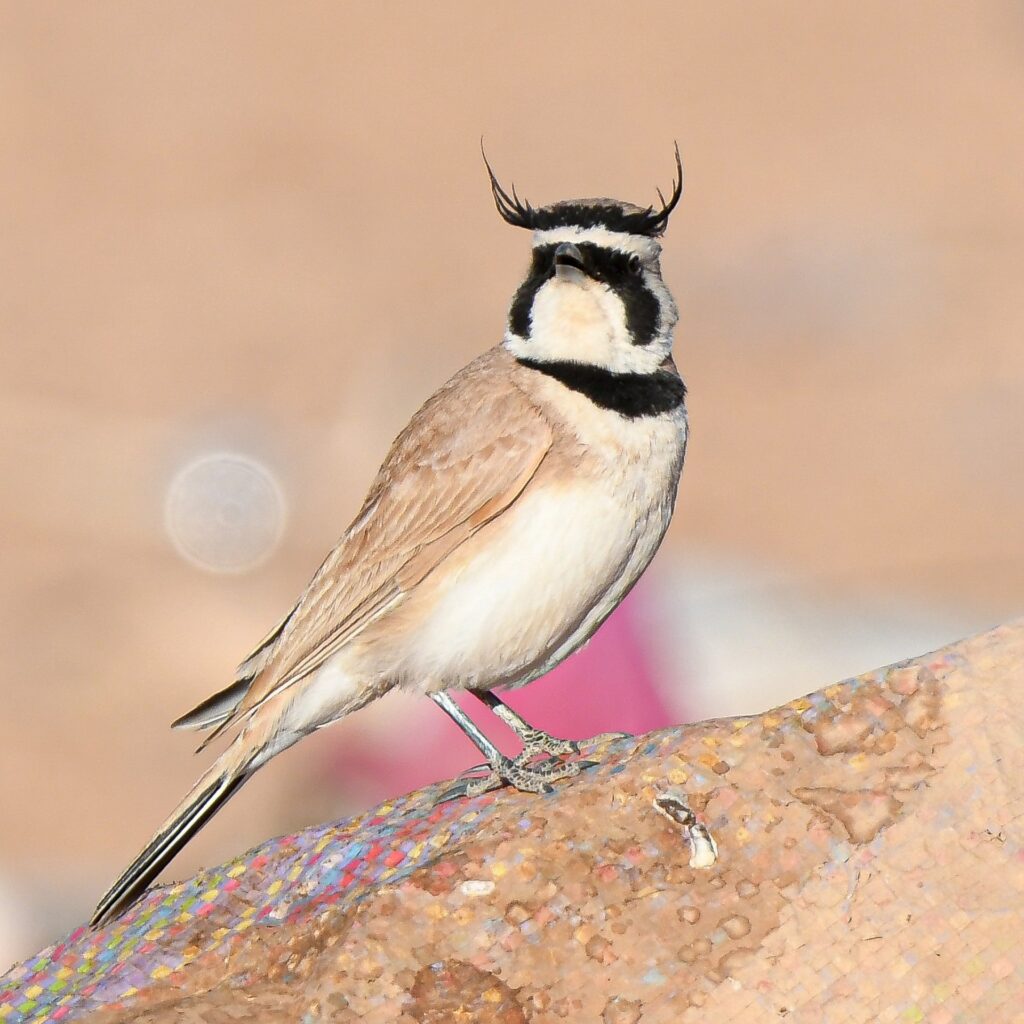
(1, 1, 1022, 962)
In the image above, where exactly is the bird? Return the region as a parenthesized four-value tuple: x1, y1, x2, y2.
(90, 146, 688, 927)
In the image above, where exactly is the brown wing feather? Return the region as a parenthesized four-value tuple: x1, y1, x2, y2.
(173, 602, 299, 733)
(201, 349, 552, 740)
(235, 601, 299, 680)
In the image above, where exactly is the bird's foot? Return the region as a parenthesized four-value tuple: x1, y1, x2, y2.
(517, 727, 579, 760)
(503, 725, 634, 763)
(575, 730, 634, 751)
(436, 749, 598, 803)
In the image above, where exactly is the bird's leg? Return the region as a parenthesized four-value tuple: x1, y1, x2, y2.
(430, 692, 591, 801)
(474, 690, 634, 760)
(472, 690, 580, 758)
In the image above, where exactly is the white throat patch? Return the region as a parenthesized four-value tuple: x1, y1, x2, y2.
(503, 227, 675, 374)
(503, 279, 671, 375)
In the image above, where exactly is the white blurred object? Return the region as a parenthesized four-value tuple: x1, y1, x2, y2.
(646, 551, 996, 719)
(164, 452, 286, 573)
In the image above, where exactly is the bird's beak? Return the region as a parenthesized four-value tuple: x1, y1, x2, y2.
(553, 242, 587, 282)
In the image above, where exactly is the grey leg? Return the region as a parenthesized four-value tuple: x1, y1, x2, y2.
(431, 691, 505, 765)
(430, 691, 591, 800)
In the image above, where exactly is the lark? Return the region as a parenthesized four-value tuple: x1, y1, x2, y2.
(92, 148, 687, 926)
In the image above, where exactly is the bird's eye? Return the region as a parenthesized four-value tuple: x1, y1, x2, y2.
(628, 254, 643, 275)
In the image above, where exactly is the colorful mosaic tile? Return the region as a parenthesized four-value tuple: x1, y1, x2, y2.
(0, 774, 516, 1023)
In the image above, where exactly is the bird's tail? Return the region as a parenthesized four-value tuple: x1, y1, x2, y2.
(90, 758, 252, 928)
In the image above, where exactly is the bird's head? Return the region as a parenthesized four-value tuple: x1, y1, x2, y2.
(488, 148, 682, 375)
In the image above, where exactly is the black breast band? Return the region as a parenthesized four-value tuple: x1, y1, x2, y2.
(516, 358, 686, 419)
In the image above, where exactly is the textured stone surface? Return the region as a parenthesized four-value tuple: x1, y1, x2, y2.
(3, 621, 1024, 1022)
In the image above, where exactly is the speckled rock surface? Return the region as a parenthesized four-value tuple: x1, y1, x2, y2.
(3, 621, 1023, 1023)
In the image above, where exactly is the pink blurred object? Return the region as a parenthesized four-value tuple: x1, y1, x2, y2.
(324, 586, 687, 801)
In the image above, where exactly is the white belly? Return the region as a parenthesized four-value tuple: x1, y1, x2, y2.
(391, 465, 678, 692)
(285, 475, 674, 737)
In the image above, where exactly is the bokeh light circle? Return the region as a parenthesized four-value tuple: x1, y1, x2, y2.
(164, 452, 286, 573)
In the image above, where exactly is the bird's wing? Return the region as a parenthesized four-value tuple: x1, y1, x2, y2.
(201, 350, 553, 741)
(172, 604, 299, 731)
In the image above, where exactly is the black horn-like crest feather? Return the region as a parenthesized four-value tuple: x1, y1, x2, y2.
(481, 141, 536, 230)
(481, 141, 684, 238)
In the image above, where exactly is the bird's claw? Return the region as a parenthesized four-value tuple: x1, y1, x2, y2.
(436, 750, 600, 804)
(435, 772, 505, 803)
(575, 730, 634, 754)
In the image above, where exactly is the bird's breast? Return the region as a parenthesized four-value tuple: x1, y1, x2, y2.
(370, 417, 685, 693)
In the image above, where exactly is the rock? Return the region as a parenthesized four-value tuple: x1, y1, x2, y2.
(2, 621, 1023, 1022)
